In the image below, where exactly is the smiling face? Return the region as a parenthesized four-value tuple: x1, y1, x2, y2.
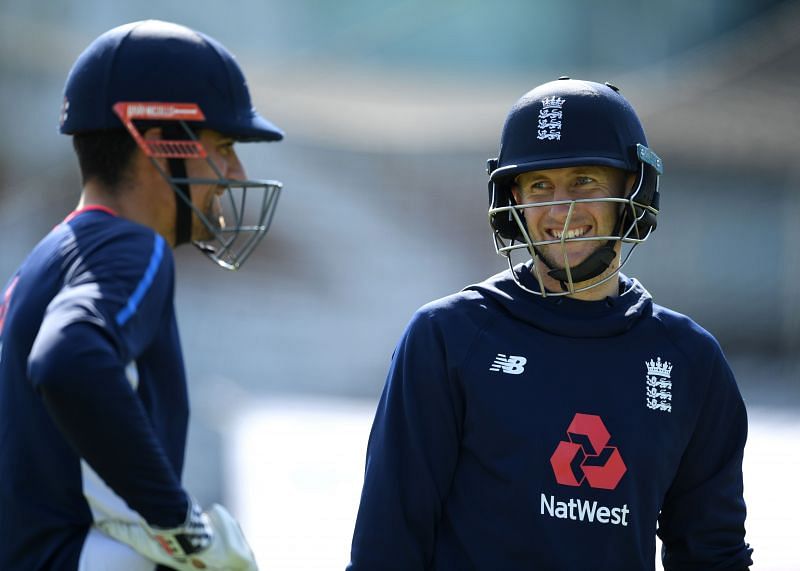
(511, 165, 634, 294)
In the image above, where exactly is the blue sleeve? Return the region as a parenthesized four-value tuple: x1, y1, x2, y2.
(27, 231, 187, 527)
(657, 348, 753, 571)
(349, 309, 464, 570)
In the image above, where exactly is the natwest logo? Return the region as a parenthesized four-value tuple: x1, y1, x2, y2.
(550, 413, 626, 490)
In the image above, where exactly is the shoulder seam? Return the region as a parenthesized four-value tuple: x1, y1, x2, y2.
(444, 293, 502, 372)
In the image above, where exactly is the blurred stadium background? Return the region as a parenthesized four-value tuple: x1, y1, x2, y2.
(1, 0, 797, 569)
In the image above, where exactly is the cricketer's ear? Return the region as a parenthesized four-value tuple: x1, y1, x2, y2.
(625, 172, 636, 196)
(136, 127, 169, 173)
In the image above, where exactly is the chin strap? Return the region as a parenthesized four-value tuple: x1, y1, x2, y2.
(545, 240, 617, 284)
(163, 125, 194, 246)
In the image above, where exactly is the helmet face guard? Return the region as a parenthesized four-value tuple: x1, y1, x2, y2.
(114, 102, 282, 270)
(487, 79, 663, 296)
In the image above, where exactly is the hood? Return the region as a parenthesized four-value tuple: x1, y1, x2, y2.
(464, 264, 653, 338)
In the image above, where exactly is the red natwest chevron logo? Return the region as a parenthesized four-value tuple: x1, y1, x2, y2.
(550, 413, 626, 490)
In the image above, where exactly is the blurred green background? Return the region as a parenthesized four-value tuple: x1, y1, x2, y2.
(1, 1, 797, 569)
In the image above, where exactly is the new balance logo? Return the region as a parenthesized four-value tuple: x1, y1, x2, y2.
(489, 354, 527, 375)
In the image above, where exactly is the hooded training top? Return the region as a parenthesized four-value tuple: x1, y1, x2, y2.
(0, 208, 189, 570)
(348, 266, 752, 571)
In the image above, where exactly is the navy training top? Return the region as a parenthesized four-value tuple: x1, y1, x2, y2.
(349, 266, 753, 570)
(0, 208, 189, 570)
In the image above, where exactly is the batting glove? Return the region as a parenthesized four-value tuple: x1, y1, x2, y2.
(96, 499, 258, 571)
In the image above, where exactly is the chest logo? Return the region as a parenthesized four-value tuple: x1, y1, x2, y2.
(489, 353, 527, 375)
(550, 413, 626, 490)
(645, 357, 673, 413)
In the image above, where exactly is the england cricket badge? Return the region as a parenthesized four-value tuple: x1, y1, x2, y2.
(537, 96, 565, 141)
(645, 357, 673, 413)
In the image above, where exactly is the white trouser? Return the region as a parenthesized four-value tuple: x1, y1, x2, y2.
(79, 456, 156, 570)
(78, 527, 155, 571)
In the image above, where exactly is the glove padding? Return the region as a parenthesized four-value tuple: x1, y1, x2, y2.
(96, 501, 258, 571)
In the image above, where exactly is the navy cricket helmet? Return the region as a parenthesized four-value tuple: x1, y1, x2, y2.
(60, 20, 283, 141)
(59, 20, 285, 270)
(486, 78, 663, 295)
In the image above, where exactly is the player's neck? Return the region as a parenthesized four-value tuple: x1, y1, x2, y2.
(78, 179, 175, 245)
(77, 181, 124, 216)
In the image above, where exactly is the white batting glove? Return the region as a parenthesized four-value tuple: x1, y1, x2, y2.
(96, 500, 258, 571)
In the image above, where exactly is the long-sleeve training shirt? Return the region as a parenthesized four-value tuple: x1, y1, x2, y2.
(0, 207, 189, 570)
(349, 266, 752, 571)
